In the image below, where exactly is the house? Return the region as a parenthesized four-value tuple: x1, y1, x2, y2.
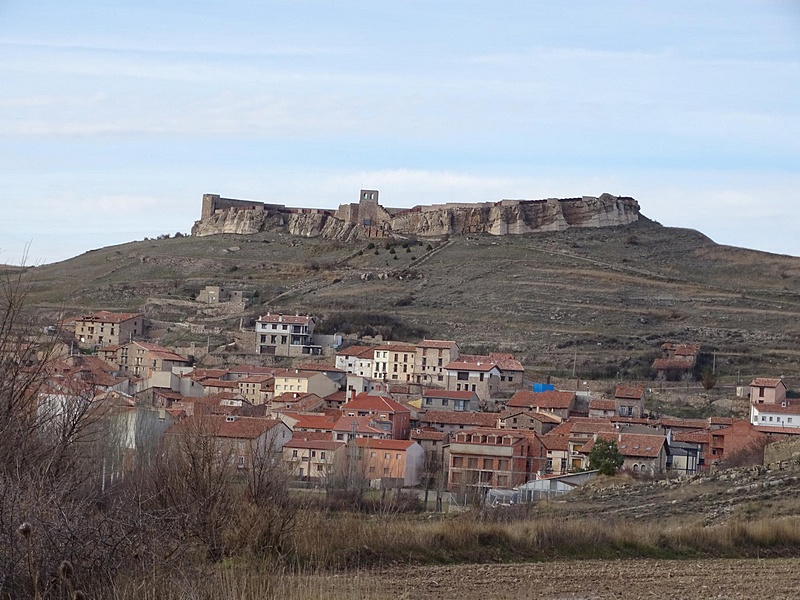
(614, 384, 645, 418)
(166, 415, 291, 470)
(112, 341, 190, 378)
(417, 409, 499, 434)
(340, 393, 411, 439)
(421, 389, 481, 412)
(579, 432, 669, 475)
(541, 434, 571, 475)
(486, 353, 525, 393)
(497, 409, 560, 434)
(197, 285, 248, 305)
(236, 374, 275, 405)
(652, 343, 700, 380)
(372, 343, 416, 382)
(283, 438, 346, 481)
(335, 345, 375, 378)
(750, 399, 800, 429)
(332, 415, 389, 442)
(272, 369, 339, 398)
(269, 392, 326, 414)
(506, 390, 575, 419)
(749, 378, 787, 405)
(444, 359, 501, 401)
(294, 363, 347, 389)
(588, 398, 616, 418)
(448, 428, 546, 492)
(355, 438, 425, 487)
(410, 428, 451, 471)
(255, 313, 320, 357)
(414, 340, 460, 387)
(74, 311, 144, 348)
(545, 417, 617, 472)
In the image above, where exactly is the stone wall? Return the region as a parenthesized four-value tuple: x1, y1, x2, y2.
(192, 191, 640, 240)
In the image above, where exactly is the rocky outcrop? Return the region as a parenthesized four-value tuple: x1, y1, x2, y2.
(192, 193, 640, 240)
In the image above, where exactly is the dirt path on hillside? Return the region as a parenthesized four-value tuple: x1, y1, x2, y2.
(320, 558, 800, 599)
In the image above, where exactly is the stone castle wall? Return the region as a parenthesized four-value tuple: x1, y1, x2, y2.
(192, 190, 640, 240)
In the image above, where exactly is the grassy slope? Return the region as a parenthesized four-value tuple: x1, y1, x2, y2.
(21, 216, 800, 381)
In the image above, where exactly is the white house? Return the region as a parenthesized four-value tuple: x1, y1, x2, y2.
(750, 401, 800, 429)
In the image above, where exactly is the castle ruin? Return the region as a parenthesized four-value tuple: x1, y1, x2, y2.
(192, 190, 640, 241)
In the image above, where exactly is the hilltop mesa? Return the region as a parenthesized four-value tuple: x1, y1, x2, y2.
(191, 190, 640, 240)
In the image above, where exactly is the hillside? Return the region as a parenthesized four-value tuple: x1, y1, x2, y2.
(20, 216, 800, 382)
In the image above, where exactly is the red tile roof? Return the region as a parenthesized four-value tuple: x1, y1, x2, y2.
(284, 438, 344, 450)
(752, 402, 800, 416)
(132, 342, 189, 363)
(411, 428, 449, 441)
(541, 433, 570, 451)
(341, 393, 409, 414)
(580, 432, 667, 458)
(417, 340, 458, 349)
(336, 345, 374, 357)
(77, 311, 142, 324)
(507, 390, 575, 410)
(419, 410, 498, 427)
(588, 399, 616, 411)
(170, 415, 283, 439)
(445, 360, 498, 372)
(614, 384, 644, 400)
(652, 358, 693, 371)
(750, 378, 784, 388)
(332, 415, 387, 436)
(355, 438, 416, 451)
(295, 363, 345, 373)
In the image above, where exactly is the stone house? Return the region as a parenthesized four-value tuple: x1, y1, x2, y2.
(335, 345, 375, 378)
(448, 428, 546, 492)
(283, 438, 346, 481)
(749, 377, 787, 406)
(614, 384, 645, 418)
(355, 438, 425, 487)
(588, 398, 616, 418)
(505, 390, 575, 419)
(652, 343, 700, 380)
(167, 414, 291, 470)
(579, 432, 669, 475)
(421, 388, 480, 412)
(75, 311, 143, 348)
(417, 409, 499, 435)
(444, 359, 501, 402)
(255, 313, 320, 357)
(372, 343, 416, 382)
(111, 341, 190, 378)
(340, 393, 411, 440)
(272, 369, 339, 398)
(497, 409, 560, 434)
(414, 340, 460, 387)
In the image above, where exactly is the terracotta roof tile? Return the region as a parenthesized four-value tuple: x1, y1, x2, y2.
(614, 384, 644, 400)
(750, 378, 784, 388)
(419, 410, 498, 427)
(507, 390, 575, 410)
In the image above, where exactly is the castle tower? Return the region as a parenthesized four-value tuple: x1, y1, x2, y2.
(359, 189, 380, 226)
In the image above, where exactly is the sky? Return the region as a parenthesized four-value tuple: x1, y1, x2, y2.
(1, 1, 799, 265)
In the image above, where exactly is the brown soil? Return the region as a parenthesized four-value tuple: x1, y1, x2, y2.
(322, 558, 800, 599)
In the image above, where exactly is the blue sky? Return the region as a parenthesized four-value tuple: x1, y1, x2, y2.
(2, 1, 799, 264)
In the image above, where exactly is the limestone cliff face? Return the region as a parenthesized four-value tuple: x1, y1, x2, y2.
(192, 193, 639, 239)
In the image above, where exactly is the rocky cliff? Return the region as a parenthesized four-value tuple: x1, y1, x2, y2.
(192, 193, 639, 240)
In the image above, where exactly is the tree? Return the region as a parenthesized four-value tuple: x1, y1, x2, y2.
(588, 438, 624, 476)
(701, 367, 717, 391)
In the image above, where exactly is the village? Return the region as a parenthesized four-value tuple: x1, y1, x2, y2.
(38, 303, 800, 509)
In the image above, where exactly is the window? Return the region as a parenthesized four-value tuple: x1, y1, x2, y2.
(292, 449, 298, 458)
(425, 398, 432, 405)
(311, 451, 316, 458)
(789, 418, 793, 424)
(442, 399, 449, 406)
(396, 453, 401, 460)
(370, 451, 376, 458)
(483, 458, 493, 469)
(451, 472, 462, 484)
(759, 387, 765, 397)
(467, 457, 478, 469)
(479, 373, 484, 381)
(472, 385, 476, 392)
(457, 372, 469, 381)
(384, 452, 390, 460)
(321, 451, 327, 459)
(438, 358, 443, 367)
(369, 466, 375, 473)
